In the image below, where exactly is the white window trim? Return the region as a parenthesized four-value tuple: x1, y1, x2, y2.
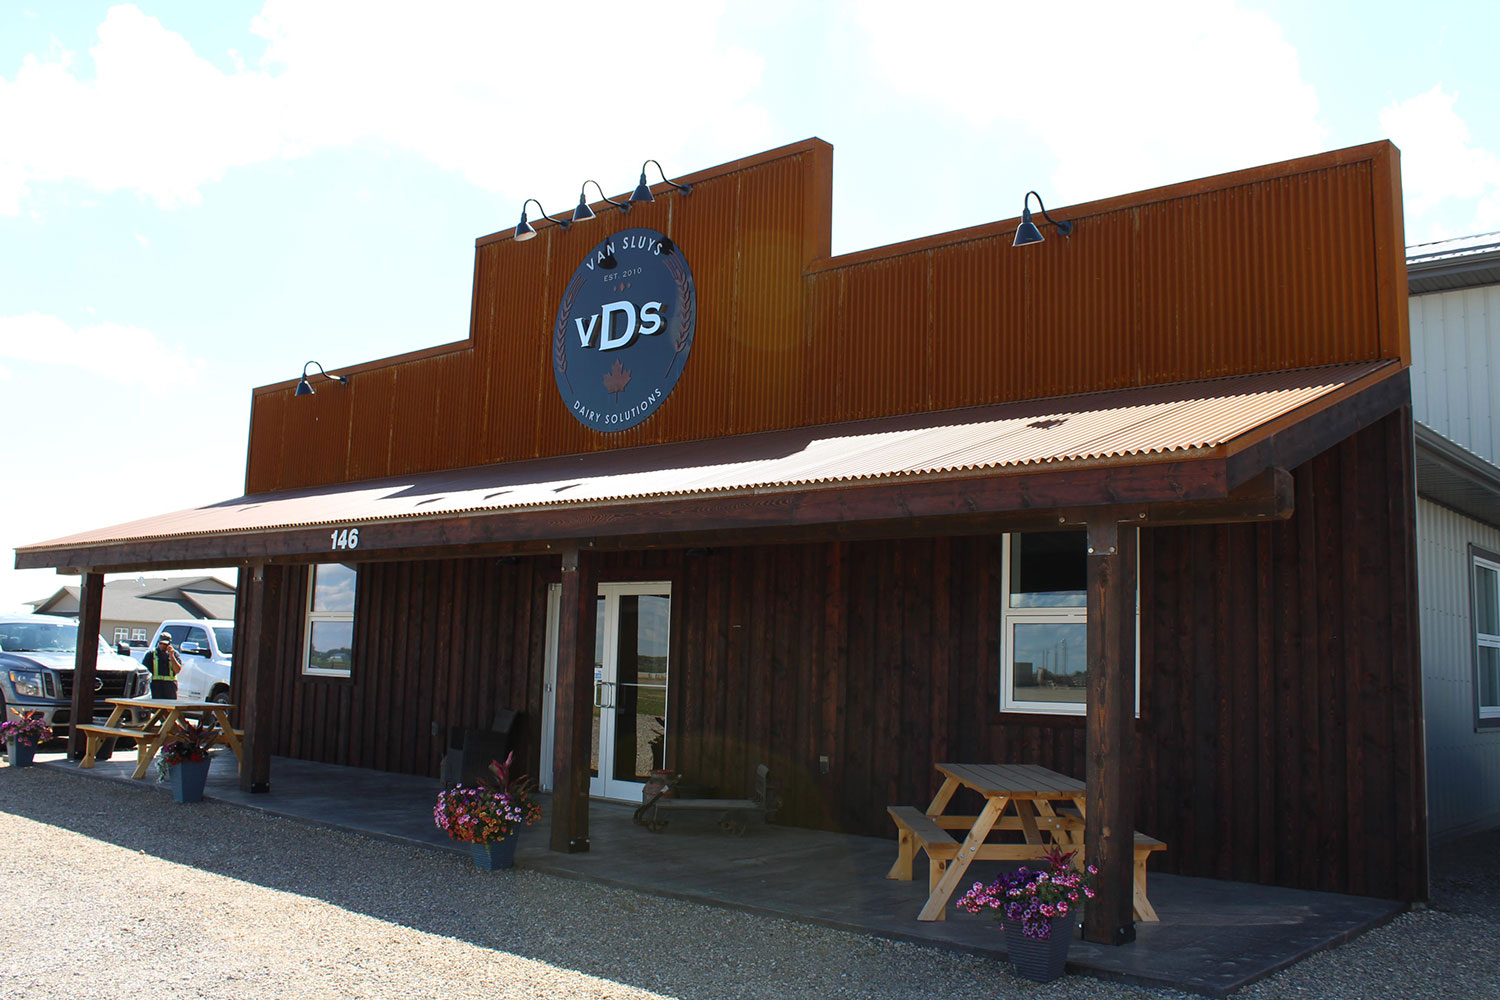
(113, 627, 130, 642)
(1473, 553, 1500, 721)
(303, 564, 355, 677)
(999, 532, 1141, 717)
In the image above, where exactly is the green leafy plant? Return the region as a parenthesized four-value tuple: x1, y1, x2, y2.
(154, 719, 216, 780)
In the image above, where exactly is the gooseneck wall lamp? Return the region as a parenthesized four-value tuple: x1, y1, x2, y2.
(1012, 190, 1073, 247)
(631, 159, 692, 203)
(294, 360, 348, 397)
(514, 198, 571, 242)
(573, 180, 631, 223)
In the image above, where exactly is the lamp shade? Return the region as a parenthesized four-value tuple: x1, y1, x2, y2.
(1013, 208, 1044, 247)
(294, 377, 314, 396)
(631, 172, 655, 203)
(514, 210, 537, 241)
(573, 194, 597, 223)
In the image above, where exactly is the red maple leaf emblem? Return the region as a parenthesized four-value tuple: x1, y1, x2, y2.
(602, 360, 632, 400)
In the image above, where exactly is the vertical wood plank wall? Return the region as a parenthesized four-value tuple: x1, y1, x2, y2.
(244, 411, 1424, 900)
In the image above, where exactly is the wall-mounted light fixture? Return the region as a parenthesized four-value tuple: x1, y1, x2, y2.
(1012, 191, 1073, 247)
(573, 180, 630, 223)
(630, 159, 692, 203)
(514, 198, 570, 242)
(294, 361, 348, 397)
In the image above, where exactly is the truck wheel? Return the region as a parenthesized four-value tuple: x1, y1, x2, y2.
(208, 687, 231, 705)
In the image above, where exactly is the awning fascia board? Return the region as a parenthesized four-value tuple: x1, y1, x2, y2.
(1223, 366, 1409, 489)
(24, 456, 1239, 573)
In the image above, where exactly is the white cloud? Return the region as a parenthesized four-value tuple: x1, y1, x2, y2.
(1379, 86, 1500, 227)
(0, 5, 288, 214)
(850, 0, 1325, 204)
(0, 1, 771, 215)
(0, 311, 202, 386)
(133, 230, 148, 246)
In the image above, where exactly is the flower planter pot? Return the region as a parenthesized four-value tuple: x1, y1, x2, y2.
(1001, 912, 1079, 983)
(169, 757, 212, 803)
(5, 739, 36, 768)
(469, 835, 519, 870)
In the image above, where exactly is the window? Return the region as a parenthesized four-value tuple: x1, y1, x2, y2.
(304, 563, 356, 677)
(1472, 549, 1500, 725)
(114, 627, 130, 643)
(131, 628, 147, 643)
(1000, 531, 1139, 716)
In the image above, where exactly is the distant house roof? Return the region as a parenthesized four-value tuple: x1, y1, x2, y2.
(27, 575, 236, 623)
(1407, 232, 1500, 294)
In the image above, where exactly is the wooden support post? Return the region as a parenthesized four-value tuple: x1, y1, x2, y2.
(66, 571, 104, 761)
(550, 547, 597, 853)
(239, 562, 284, 793)
(1084, 516, 1138, 945)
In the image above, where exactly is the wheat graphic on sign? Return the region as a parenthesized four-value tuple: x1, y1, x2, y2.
(662, 250, 695, 378)
(553, 268, 589, 394)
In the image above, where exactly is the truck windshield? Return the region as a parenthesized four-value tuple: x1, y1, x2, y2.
(0, 622, 79, 653)
(213, 628, 234, 653)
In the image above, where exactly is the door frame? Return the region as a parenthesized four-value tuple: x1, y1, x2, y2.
(540, 579, 671, 802)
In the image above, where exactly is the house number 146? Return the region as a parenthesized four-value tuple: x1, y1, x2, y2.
(330, 528, 359, 550)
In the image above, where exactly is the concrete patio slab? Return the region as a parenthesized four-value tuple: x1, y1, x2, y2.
(36, 750, 1402, 997)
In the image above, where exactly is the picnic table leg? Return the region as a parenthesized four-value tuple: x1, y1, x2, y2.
(1016, 800, 1042, 844)
(80, 733, 101, 768)
(211, 708, 244, 773)
(918, 794, 1008, 922)
(924, 776, 960, 818)
(131, 709, 180, 780)
(887, 828, 917, 880)
(1133, 860, 1159, 922)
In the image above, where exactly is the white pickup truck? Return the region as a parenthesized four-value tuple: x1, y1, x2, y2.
(133, 619, 234, 703)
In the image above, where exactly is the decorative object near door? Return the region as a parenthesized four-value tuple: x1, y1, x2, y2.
(433, 752, 542, 870)
(956, 846, 1096, 983)
(157, 719, 216, 803)
(2, 712, 51, 767)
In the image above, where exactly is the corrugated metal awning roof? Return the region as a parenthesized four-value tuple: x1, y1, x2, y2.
(15, 361, 1396, 565)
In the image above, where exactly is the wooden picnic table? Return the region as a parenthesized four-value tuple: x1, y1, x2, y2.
(887, 763, 1164, 922)
(75, 697, 243, 780)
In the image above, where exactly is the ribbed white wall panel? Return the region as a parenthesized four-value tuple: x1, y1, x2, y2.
(1411, 285, 1500, 464)
(1417, 498, 1500, 839)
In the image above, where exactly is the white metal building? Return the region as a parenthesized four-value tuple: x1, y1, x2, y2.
(1409, 233, 1500, 841)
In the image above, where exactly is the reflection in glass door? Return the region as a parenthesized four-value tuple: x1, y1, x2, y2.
(591, 583, 670, 801)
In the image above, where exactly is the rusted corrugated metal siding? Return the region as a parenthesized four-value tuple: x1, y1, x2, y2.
(246, 140, 1403, 492)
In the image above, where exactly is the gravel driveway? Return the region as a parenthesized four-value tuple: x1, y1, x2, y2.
(1, 765, 1492, 999)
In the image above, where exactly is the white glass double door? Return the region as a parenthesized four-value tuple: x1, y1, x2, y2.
(543, 581, 670, 802)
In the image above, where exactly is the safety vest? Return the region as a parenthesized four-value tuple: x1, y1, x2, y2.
(146, 649, 177, 681)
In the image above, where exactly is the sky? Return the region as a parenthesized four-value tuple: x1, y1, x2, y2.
(2, 0, 1498, 614)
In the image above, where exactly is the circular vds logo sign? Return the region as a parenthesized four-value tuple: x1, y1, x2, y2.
(552, 228, 696, 433)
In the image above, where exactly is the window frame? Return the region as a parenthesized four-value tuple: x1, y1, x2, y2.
(999, 532, 1141, 717)
(303, 563, 357, 678)
(1470, 545, 1500, 728)
(113, 627, 130, 643)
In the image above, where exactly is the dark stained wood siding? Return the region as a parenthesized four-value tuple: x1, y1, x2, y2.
(250, 410, 1424, 901)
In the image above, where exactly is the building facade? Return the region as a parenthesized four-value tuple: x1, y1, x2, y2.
(1409, 234, 1500, 840)
(19, 139, 1426, 940)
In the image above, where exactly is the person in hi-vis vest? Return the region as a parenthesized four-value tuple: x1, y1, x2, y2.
(142, 633, 182, 699)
